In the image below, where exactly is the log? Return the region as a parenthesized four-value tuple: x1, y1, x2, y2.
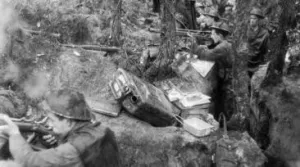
(61, 44, 121, 52)
(60, 44, 138, 55)
(23, 29, 61, 38)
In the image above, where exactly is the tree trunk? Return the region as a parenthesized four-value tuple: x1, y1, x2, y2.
(153, 0, 160, 13)
(111, 0, 122, 46)
(230, 0, 252, 131)
(145, 0, 177, 82)
(160, 0, 176, 60)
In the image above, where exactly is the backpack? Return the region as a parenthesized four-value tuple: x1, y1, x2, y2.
(214, 113, 239, 167)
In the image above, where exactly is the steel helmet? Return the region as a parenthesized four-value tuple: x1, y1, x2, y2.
(250, 8, 264, 19)
(225, 2, 233, 8)
(195, 2, 205, 8)
(204, 9, 220, 19)
(46, 89, 93, 121)
(211, 22, 230, 34)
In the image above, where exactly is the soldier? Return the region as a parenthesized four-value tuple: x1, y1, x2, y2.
(0, 89, 120, 167)
(222, 3, 234, 23)
(247, 8, 270, 78)
(202, 9, 220, 31)
(195, 2, 206, 15)
(192, 22, 234, 118)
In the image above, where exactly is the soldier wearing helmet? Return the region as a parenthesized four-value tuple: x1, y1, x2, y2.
(192, 22, 234, 118)
(223, 3, 234, 23)
(202, 9, 220, 30)
(247, 7, 270, 78)
(0, 89, 120, 167)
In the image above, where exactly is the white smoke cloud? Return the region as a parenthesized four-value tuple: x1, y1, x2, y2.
(22, 72, 50, 100)
(0, 1, 19, 54)
(3, 60, 20, 83)
(0, 160, 22, 167)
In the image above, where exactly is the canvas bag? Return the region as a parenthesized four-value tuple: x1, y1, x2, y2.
(215, 113, 239, 167)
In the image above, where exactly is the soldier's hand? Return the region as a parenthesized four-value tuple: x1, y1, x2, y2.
(42, 134, 57, 145)
(0, 114, 20, 136)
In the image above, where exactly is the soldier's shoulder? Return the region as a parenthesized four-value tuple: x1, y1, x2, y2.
(220, 40, 232, 48)
(261, 28, 270, 36)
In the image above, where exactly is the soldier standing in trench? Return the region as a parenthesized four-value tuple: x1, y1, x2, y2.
(0, 89, 120, 167)
(202, 9, 220, 31)
(192, 22, 234, 118)
(247, 8, 270, 79)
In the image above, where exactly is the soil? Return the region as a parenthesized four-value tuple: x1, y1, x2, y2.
(0, 0, 296, 166)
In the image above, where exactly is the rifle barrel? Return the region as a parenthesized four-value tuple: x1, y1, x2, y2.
(148, 28, 211, 38)
(14, 122, 54, 135)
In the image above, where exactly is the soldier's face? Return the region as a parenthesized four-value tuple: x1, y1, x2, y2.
(47, 112, 73, 136)
(250, 15, 259, 27)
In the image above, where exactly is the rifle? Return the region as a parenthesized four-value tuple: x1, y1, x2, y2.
(148, 28, 211, 38)
(11, 117, 54, 136)
(60, 44, 137, 55)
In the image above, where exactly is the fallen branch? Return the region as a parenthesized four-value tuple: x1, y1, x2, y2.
(61, 44, 121, 52)
(61, 44, 138, 55)
(176, 28, 211, 34)
(23, 29, 61, 38)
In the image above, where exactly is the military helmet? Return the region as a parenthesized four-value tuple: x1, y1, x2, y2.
(211, 22, 231, 34)
(195, 2, 205, 8)
(204, 9, 220, 19)
(250, 8, 264, 19)
(225, 2, 234, 8)
(46, 89, 93, 121)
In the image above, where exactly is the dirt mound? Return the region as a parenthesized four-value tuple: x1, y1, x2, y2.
(49, 49, 117, 100)
(251, 72, 300, 166)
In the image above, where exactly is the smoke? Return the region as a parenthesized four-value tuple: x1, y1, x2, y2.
(2, 60, 20, 83)
(22, 72, 50, 100)
(0, 1, 19, 54)
(0, 160, 22, 167)
(46, 89, 72, 110)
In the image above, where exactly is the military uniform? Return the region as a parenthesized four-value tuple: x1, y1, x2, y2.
(5, 89, 120, 167)
(247, 8, 270, 77)
(247, 27, 269, 72)
(193, 22, 234, 118)
(9, 121, 120, 167)
(193, 40, 233, 79)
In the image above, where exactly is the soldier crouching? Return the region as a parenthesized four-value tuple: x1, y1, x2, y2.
(0, 88, 120, 167)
